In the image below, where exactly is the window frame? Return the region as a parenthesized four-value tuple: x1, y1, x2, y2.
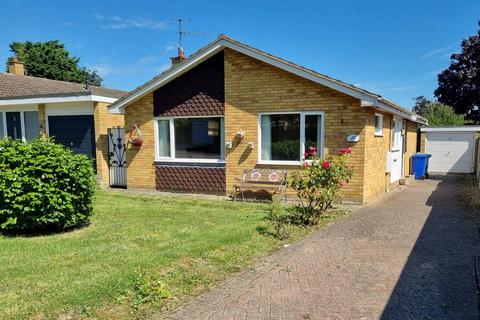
(257, 111, 325, 165)
(374, 113, 384, 137)
(154, 115, 226, 163)
(0, 106, 39, 141)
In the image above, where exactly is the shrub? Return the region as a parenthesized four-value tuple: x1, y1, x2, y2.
(288, 147, 353, 225)
(267, 195, 291, 240)
(0, 138, 96, 233)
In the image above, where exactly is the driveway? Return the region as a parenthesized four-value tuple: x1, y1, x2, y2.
(168, 175, 479, 319)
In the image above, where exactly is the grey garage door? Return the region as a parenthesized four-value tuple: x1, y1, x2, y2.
(48, 115, 96, 159)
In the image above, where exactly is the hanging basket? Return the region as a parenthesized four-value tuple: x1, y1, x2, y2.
(128, 125, 144, 147)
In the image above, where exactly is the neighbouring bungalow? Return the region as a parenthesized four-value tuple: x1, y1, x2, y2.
(107, 35, 427, 204)
(0, 59, 127, 186)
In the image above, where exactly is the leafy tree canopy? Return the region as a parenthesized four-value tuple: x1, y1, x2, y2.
(434, 21, 480, 123)
(6, 40, 102, 86)
(422, 102, 465, 126)
(412, 96, 432, 116)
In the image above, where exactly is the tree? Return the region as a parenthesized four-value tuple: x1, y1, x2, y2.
(434, 21, 480, 124)
(412, 96, 432, 116)
(6, 40, 102, 86)
(422, 102, 464, 126)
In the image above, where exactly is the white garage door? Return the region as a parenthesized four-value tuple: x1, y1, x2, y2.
(426, 132, 475, 173)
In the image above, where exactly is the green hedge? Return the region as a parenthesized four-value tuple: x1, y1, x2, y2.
(0, 138, 96, 233)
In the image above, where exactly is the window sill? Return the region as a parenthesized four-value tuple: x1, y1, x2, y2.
(257, 160, 302, 166)
(155, 158, 226, 164)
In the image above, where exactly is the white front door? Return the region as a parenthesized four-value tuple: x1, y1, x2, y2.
(390, 119, 404, 183)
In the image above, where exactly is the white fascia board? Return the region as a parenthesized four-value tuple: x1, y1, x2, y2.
(0, 95, 117, 106)
(111, 43, 225, 114)
(361, 99, 427, 124)
(420, 126, 480, 132)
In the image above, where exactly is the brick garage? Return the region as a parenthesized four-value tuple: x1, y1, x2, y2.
(109, 35, 426, 203)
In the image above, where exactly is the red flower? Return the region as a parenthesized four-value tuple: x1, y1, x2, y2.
(309, 146, 316, 152)
(312, 151, 318, 157)
(303, 162, 310, 168)
(304, 152, 310, 158)
(322, 160, 330, 169)
(339, 147, 352, 155)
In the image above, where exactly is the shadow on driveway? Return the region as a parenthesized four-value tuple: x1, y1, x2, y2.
(381, 174, 479, 320)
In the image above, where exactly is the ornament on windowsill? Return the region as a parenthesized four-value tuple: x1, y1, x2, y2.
(128, 124, 144, 146)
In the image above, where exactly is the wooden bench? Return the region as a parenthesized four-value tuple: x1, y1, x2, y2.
(233, 169, 288, 202)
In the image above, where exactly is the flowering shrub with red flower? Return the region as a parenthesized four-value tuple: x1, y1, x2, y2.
(288, 146, 353, 225)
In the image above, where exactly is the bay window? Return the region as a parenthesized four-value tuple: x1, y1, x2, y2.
(259, 112, 324, 164)
(156, 117, 225, 162)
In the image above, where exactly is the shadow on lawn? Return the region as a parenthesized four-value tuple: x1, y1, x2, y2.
(0, 221, 91, 238)
(380, 174, 479, 320)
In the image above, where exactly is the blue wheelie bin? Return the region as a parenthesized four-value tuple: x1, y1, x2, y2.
(411, 153, 431, 180)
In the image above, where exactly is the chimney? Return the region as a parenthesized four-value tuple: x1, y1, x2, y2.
(8, 57, 25, 76)
(170, 47, 186, 66)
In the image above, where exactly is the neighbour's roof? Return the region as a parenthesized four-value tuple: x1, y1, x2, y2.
(0, 73, 127, 100)
(108, 34, 426, 124)
(420, 126, 480, 132)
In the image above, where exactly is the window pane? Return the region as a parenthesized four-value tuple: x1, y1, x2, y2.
(174, 118, 221, 159)
(157, 120, 170, 157)
(261, 114, 300, 161)
(24, 111, 39, 141)
(0, 113, 4, 138)
(305, 114, 322, 154)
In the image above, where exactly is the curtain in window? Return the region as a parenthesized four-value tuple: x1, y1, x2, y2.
(261, 115, 272, 160)
(24, 111, 39, 141)
(0, 113, 4, 138)
(157, 120, 170, 157)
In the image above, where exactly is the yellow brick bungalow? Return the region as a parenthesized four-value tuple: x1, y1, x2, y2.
(108, 35, 426, 204)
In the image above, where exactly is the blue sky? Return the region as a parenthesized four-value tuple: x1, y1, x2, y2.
(1, 0, 478, 109)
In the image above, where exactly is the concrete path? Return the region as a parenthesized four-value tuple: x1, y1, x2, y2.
(168, 175, 479, 320)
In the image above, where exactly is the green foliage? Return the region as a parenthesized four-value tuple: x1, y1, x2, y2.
(423, 102, 465, 126)
(130, 269, 173, 310)
(7, 40, 102, 86)
(271, 140, 300, 160)
(0, 138, 96, 233)
(289, 147, 353, 225)
(267, 196, 291, 240)
(434, 21, 480, 123)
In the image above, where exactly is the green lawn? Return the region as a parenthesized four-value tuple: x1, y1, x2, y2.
(0, 191, 318, 319)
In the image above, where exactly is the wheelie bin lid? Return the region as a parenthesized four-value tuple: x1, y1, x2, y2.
(412, 153, 431, 159)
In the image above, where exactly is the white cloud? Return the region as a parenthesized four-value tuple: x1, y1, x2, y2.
(165, 45, 176, 51)
(137, 56, 157, 64)
(92, 14, 171, 30)
(88, 64, 114, 77)
(421, 46, 453, 59)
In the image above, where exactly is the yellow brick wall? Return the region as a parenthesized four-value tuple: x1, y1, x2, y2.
(124, 93, 156, 189)
(224, 49, 367, 203)
(37, 104, 47, 136)
(420, 132, 426, 153)
(363, 111, 392, 202)
(403, 121, 418, 175)
(93, 101, 125, 186)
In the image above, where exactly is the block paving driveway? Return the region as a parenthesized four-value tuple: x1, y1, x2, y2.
(168, 175, 479, 319)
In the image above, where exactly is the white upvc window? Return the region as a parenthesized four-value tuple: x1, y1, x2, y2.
(374, 113, 383, 136)
(258, 111, 324, 165)
(155, 116, 225, 163)
(0, 110, 40, 141)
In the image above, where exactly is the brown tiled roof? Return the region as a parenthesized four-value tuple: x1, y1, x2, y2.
(153, 51, 224, 117)
(0, 73, 127, 100)
(155, 166, 226, 194)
